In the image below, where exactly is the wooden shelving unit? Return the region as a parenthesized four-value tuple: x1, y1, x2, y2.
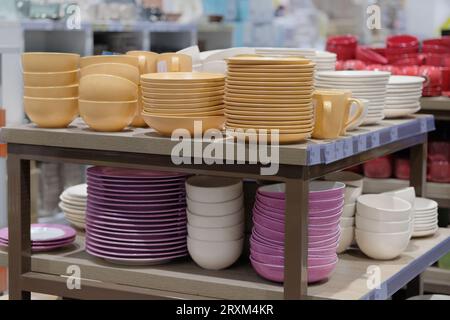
(1, 115, 449, 300)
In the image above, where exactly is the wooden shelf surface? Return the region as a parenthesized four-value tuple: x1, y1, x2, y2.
(0, 228, 449, 300)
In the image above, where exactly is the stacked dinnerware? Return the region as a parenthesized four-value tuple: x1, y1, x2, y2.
(412, 198, 439, 238)
(315, 71, 391, 125)
(22, 52, 80, 128)
(79, 55, 140, 132)
(85, 166, 188, 266)
(140, 72, 226, 136)
(356, 194, 413, 260)
(314, 51, 337, 72)
(225, 56, 315, 144)
(324, 172, 364, 253)
(384, 76, 425, 118)
(186, 176, 244, 270)
(250, 181, 344, 283)
(0, 224, 76, 252)
(59, 184, 87, 230)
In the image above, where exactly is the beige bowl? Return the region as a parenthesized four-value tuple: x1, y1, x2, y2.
(80, 63, 140, 84)
(80, 74, 138, 101)
(80, 55, 140, 69)
(79, 99, 137, 132)
(127, 51, 159, 74)
(24, 96, 78, 128)
(142, 113, 225, 136)
(22, 52, 80, 72)
(146, 105, 224, 114)
(142, 82, 225, 90)
(23, 70, 79, 87)
(130, 94, 147, 128)
(24, 84, 78, 98)
(142, 90, 224, 100)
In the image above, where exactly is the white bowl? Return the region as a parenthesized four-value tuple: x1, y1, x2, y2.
(383, 187, 416, 206)
(342, 203, 356, 218)
(355, 228, 411, 260)
(187, 208, 244, 228)
(344, 186, 363, 204)
(337, 226, 354, 254)
(356, 214, 411, 233)
(186, 176, 243, 203)
(340, 217, 355, 228)
(357, 194, 412, 222)
(187, 194, 244, 217)
(188, 222, 244, 241)
(188, 236, 243, 270)
(324, 171, 364, 188)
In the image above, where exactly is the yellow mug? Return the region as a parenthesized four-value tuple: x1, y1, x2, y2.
(157, 53, 193, 72)
(312, 90, 364, 139)
(127, 51, 159, 74)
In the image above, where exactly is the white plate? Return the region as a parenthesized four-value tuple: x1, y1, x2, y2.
(384, 107, 421, 118)
(362, 116, 385, 125)
(415, 198, 439, 211)
(389, 76, 425, 85)
(63, 184, 87, 199)
(385, 102, 420, 109)
(412, 227, 439, 238)
(316, 71, 391, 78)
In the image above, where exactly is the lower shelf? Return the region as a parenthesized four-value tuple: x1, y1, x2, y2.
(1, 228, 449, 300)
(423, 267, 450, 295)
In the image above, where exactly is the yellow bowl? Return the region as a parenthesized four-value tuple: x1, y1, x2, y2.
(22, 52, 80, 72)
(79, 99, 137, 132)
(141, 82, 225, 90)
(80, 63, 140, 84)
(143, 95, 223, 105)
(130, 94, 147, 128)
(146, 105, 224, 114)
(142, 90, 224, 100)
(80, 55, 140, 69)
(144, 86, 225, 94)
(127, 51, 159, 74)
(142, 113, 225, 137)
(24, 84, 78, 98)
(225, 96, 311, 105)
(24, 96, 78, 128)
(80, 74, 138, 101)
(143, 99, 224, 109)
(141, 72, 225, 83)
(23, 70, 79, 87)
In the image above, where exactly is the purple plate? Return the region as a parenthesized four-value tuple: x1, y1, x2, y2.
(257, 182, 345, 202)
(87, 166, 187, 180)
(250, 251, 337, 267)
(86, 242, 187, 258)
(86, 174, 187, 185)
(86, 237, 187, 253)
(86, 223, 187, 237)
(87, 205, 186, 217)
(86, 215, 186, 229)
(85, 219, 186, 234)
(85, 212, 186, 224)
(87, 186, 186, 200)
(87, 176, 186, 189)
(89, 230, 187, 243)
(87, 183, 184, 194)
(0, 236, 76, 246)
(88, 192, 186, 204)
(87, 233, 186, 248)
(0, 224, 76, 242)
(87, 198, 186, 210)
(87, 202, 186, 214)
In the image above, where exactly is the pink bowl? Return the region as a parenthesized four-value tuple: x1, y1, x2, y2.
(310, 197, 344, 211)
(309, 232, 341, 249)
(253, 209, 284, 233)
(253, 220, 284, 243)
(255, 199, 284, 215)
(257, 196, 284, 210)
(309, 205, 344, 218)
(309, 181, 345, 201)
(309, 210, 342, 225)
(309, 219, 340, 230)
(309, 225, 340, 236)
(309, 227, 340, 243)
(250, 251, 337, 267)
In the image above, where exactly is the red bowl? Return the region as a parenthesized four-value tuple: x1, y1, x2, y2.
(363, 156, 393, 179)
(356, 46, 388, 65)
(395, 158, 410, 180)
(441, 67, 450, 91)
(387, 35, 419, 48)
(419, 65, 442, 87)
(428, 161, 450, 183)
(327, 35, 358, 46)
(343, 59, 366, 70)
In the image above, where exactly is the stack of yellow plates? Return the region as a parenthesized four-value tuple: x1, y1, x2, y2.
(140, 72, 226, 136)
(225, 56, 316, 144)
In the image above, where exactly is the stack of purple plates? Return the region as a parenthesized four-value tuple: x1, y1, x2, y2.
(85, 166, 189, 266)
(250, 181, 345, 283)
(0, 224, 76, 252)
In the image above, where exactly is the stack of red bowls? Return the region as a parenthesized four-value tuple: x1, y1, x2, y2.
(249, 181, 345, 284)
(386, 35, 420, 65)
(419, 65, 442, 96)
(326, 35, 358, 61)
(422, 38, 450, 54)
(356, 46, 388, 65)
(428, 142, 450, 183)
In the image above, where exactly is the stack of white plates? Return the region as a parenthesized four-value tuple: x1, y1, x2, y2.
(255, 48, 316, 60)
(314, 51, 337, 72)
(412, 198, 439, 238)
(59, 184, 87, 230)
(315, 71, 391, 125)
(385, 76, 425, 118)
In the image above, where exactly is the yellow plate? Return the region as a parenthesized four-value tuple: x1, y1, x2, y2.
(225, 113, 313, 122)
(142, 90, 224, 100)
(227, 76, 313, 83)
(141, 72, 225, 83)
(143, 95, 223, 104)
(227, 56, 312, 65)
(227, 62, 315, 69)
(142, 113, 225, 137)
(225, 106, 313, 115)
(141, 82, 225, 90)
(226, 85, 313, 93)
(227, 71, 313, 78)
(145, 86, 225, 94)
(147, 105, 225, 114)
(227, 67, 315, 74)
(226, 129, 311, 144)
(225, 96, 311, 105)
(226, 118, 313, 126)
(144, 110, 224, 117)
(143, 99, 223, 109)
(226, 80, 313, 88)
(225, 100, 311, 109)
(81, 55, 140, 69)
(224, 92, 312, 100)
(225, 124, 313, 134)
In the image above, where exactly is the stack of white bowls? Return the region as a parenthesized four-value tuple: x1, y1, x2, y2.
(315, 71, 391, 125)
(385, 76, 425, 118)
(186, 176, 245, 270)
(412, 198, 439, 238)
(355, 194, 413, 260)
(59, 184, 87, 229)
(324, 172, 364, 253)
(314, 51, 337, 72)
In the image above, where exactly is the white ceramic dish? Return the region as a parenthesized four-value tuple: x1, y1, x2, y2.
(382, 187, 416, 206)
(188, 222, 244, 242)
(186, 176, 243, 203)
(356, 214, 411, 233)
(355, 228, 411, 260)
(357, 194, 412, 222)
(340, 217, 355, 228)
(342, 203, 356, 218)
(414, 198, 438, 211)
(187, 208, 244, 228)
(337, 226, 354, 254)
(384, 108, 421, 118)
(412, 227, 439, 238)
(187, 194, 244, 217)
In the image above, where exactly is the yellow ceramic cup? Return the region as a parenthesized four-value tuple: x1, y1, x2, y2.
(312, 90, 364, 140)
(127, 51, 159, 74)
(157, 53, 193, 72)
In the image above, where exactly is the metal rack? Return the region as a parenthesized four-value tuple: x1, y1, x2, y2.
(1, 115, 449, 300)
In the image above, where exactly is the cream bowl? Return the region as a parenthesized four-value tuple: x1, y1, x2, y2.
(344, 186, 363, 204)
(187, 194, 244, 217)
(337, 226, 354, 254)
(24, 96, 78, 128)
(324, 171, 364, 188)
(187, 236, 244, 270)
(383, 187, 416, 206)
(357, 194, 412, 222)
(342, 203, 356, 218)
(340, 217, 355, 228)
(23, 70, 79, 87)
(187, 208, 244, 228)
(24, 84, 78, 98)
(186, 176, 243, 203)
(188, 222, 244, 242)
(355, 228, 411, 260)
(356, 214, 411, 233)
(22, 52, 80, 72)
(79, 99, 137, 132)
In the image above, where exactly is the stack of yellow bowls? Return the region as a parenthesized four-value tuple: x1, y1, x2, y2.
(22, 52, 80, 128)
(79, 55, 140, 132)
(225, 56, 316, 144)
(140, 72, 225, 136)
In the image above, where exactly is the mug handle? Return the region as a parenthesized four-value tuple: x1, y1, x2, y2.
(170, 56, 180, 72)
(345, 98, 364, 130)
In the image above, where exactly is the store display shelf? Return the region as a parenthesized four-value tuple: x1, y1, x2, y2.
(363, 178, 450, 208)
(423, 266, 450, 295)
(420, 97, 450, 121)
(0, 115, 435, 167)
(0, 230, 448, 300)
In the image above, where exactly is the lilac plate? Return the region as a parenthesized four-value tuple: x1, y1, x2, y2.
(85, 219, 186, 234)
(88, 192, 186, 204)
(0, 224, 76, 242)
(87, 186, 186, 200)
(86, 242, 187, 258)
(86, 174, 187, 185)
(87, 198, 186, 210)
(86, 237, 187, 254)
(87, 183, 184, 194)
(0, 238, 76, 252)
(87, 166, 187, 180)
(87, 176, 186, 189)
(86, 223, 186, 237)
(87, 205, 186, 218)
(86, 212, 186, 224)
(0, 236, 76, 246)
(89, 229, 187, 243)
(87, 202, 187, 214)
(87, 233, 186, 249)
(86, 215, 186, 229)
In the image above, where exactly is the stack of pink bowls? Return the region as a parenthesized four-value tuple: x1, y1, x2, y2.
(250, 181, 345, 284)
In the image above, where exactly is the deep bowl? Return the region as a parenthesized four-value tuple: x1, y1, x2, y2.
(356, 214, 411, 233)
(187, 194, 243, 217)
(24, 84, 79, 98)
(187, 208, 244, 228)
(188, 222, 244, 242)
(251, 250, 337, 267)
(23, 70, 79, 87)
(186, 176, 243, 203)
(357, 194, 412, 222)
(337, 226, 354, 254)
(24, 96, 78, 128)
(355, 228, 411, 260)
(22, 52, 80, 72)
